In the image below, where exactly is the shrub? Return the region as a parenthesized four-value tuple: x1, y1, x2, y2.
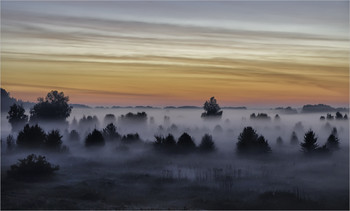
(199, 134, 215, 152)
(17, 124, 46, 149)
(7, 154, 59, 181)
(236, 127, 271, 154)
(85, 129, 105, 147)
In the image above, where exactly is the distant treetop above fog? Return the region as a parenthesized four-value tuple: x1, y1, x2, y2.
(30, 90, 72, 122)
(201, 96, 223, 118)
(302, 104, 348, 113)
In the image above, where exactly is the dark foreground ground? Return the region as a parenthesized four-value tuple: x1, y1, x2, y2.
(2, 149, 349, 210)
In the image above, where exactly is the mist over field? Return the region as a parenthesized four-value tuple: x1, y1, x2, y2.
(1, 0, 349, 209)
(1, 107, 349, 209)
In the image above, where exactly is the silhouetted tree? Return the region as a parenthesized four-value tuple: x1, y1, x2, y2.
(119, 112, 147, 124)
(164, 134, 176, 147)
(344, 114, 348, 119)
(85, 129, 105, 147)
(30, 90, 72, 121)
(331, 127, 338, 137)
(154, 134, 177, 152)
(121, 133, 141, 144)
(274, 114, 281, 121)
(300, 130, 318, 154)
(320, 116, 325, 120)
(326, 134, 339, 151)
(17, 124, 46, 149)
(6, 135, 15, 152)
(199, 134, 216, 152)
(250, 113, 271, 120)
(335, 112, 343, 120)
(276, 136, 283, 146)
(69, 130, 80, 142)
(290, 131, 299, 145)
(79, 115, 99, 130)
(294, 122, 304, 132)
(7, 103, 28, 131)
(201, 97, 222, 118)
(44, 130, 63, 152)
(104, 114, 116, 125)
(326, 113, 334, 120)
(103, 123, 121, 141)
(213, 125, 223, 133)
(7, 154, 59, 181)
(71, 117, 78, 129)
(236, 127, 271, 154)
(177, 132, 196, 152)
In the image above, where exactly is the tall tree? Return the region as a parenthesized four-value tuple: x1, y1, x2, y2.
(236, 127, 271, 154)
(300, 130, 318, 153)
(30, 90, 72, 121)
(7, 103, 28, 131)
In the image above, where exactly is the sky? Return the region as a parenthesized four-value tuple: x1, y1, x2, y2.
(1, 1, 349, 107)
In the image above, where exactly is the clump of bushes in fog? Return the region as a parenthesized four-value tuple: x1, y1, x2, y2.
(15, 124, 68, 152)
(250, 113, 271, 120)
(7, 154, 59, 181)
(118, 112, 147, 124)
(121, 133, 142, 144)
(154, 133, 216, 154)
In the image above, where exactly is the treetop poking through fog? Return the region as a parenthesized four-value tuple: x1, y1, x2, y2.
(30, 90, 72, 121)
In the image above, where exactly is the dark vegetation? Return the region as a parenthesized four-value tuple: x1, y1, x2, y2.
(250, 113, 271, 120)
(201, 96, 223, 118)
(85, 129, 105, 147)
(302, 104, 348, 113)
(118, 112, 147, 123)
(102, 123, 121, 141)
(7, 103, 28, 131)
(7, 154, 59, 181)
(16, 124, 68, 152)
(121, 133, 142, 144)
(30, 90, 72, 122)
(320, 112, 348, 120)
(236, 127, 271, 154)
(2, 91, 348, 209)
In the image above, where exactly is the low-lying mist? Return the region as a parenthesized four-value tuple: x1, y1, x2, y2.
(1, 108, 349, 209)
